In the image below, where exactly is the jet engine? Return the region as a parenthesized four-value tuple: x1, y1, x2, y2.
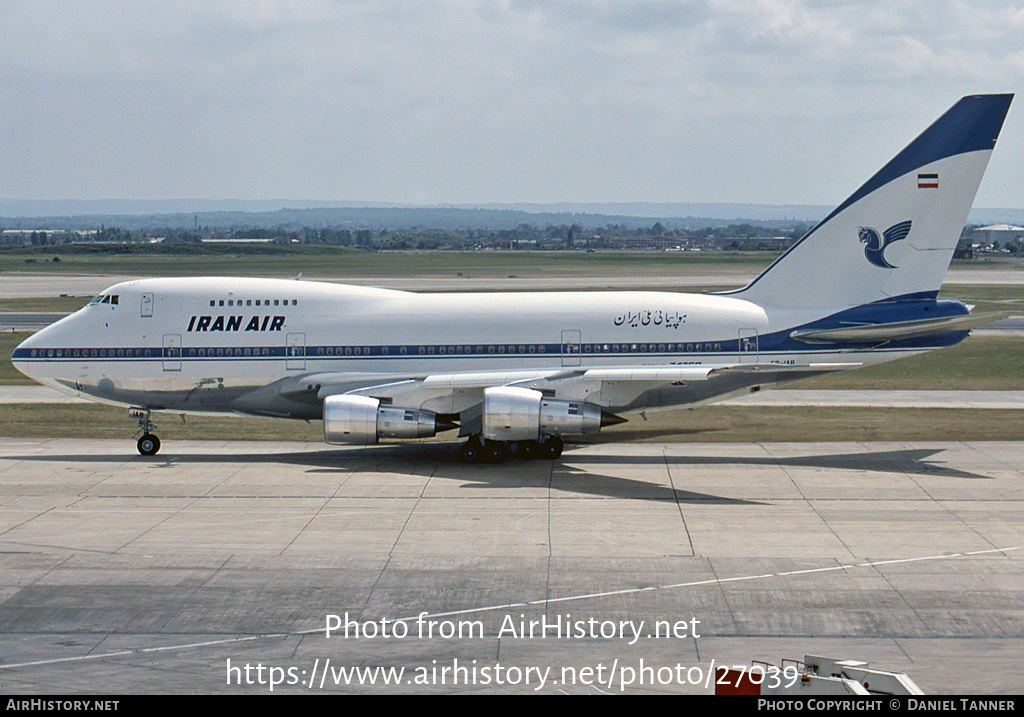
(481, 386, 621, 442)
(323, 395, 454, 444)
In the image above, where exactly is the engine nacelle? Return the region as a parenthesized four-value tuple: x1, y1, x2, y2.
(481, 386, 606, 442)
(323, 395, 442, 444)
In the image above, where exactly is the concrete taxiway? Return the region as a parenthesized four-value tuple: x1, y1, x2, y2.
(0, 437, 1021, 694)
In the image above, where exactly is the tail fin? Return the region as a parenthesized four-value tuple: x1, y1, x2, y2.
(732, 94, 1013, 309)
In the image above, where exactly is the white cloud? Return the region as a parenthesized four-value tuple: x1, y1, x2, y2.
(1, 1, 1022, 206)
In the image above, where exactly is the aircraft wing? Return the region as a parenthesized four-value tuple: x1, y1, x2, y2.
(295, 361, 859, 415)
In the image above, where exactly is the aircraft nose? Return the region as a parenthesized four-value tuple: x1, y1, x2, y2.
(11, 318, 71, 382)
(12, 329, 46, 381)
(12, 335, 35, 380)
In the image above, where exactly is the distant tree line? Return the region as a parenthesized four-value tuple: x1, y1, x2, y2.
(1, 220, 814, 252)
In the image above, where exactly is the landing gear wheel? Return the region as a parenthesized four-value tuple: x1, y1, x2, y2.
(460, 436, 484, 463)
(130, 408, 160, 456)
(518, 440, 540, 459)
(540, 435, 563, 459)
(460, 436, 511, 464)
(137, 433, 161, 456)
(484, 441, 511, 464)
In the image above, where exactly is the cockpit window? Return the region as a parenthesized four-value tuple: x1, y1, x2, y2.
(88, 294, 119, 306)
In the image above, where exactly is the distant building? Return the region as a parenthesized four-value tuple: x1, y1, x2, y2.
(974, 224, 1024, 250)
(609, 236, 680, 251)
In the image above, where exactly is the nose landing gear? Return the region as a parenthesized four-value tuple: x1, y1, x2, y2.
(130, 408, 161, 456)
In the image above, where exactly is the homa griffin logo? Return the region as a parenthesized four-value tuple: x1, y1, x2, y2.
(858, 220, 912, 269)
(187, 315, 286, 332)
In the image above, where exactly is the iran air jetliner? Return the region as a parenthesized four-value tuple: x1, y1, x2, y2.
(11, 94, 1014, 462)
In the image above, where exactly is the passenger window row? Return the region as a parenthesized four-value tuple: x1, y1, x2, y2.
(29, 348, 152, 358)
(28, 343, 726, 359)
(209, 299, 298, 307)
(586, 343, 722, 353)
(188, 348, 271, 357)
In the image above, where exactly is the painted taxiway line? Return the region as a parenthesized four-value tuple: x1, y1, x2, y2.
(1, 545, 1018, 672)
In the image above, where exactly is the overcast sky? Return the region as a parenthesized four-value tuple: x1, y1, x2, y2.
(2, 1, 1022, 208)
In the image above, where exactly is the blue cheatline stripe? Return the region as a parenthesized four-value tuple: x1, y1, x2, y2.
(11, 341, 959, 364)
(14, 341, 733, 362)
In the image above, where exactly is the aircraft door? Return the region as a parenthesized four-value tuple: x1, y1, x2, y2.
(738, 328, 759, 363)
(286, 332, 306, 370)
(162, 334, 182, 371)
(561, 329, 582, 367)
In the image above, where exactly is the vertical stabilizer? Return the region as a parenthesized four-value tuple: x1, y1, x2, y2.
(732, 94, 1013, 309)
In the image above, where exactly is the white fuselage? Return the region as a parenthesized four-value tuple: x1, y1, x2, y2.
(13, 276, 926, 420)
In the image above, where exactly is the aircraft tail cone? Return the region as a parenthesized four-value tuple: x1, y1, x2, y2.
(435, 415, 460, 433)
(600, 411, 628, 428)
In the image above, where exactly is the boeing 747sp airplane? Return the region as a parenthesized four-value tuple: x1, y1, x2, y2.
(12, 94, 1014, 462)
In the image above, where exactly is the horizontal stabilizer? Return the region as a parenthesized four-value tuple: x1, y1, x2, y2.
(790, 312, 1011, 345)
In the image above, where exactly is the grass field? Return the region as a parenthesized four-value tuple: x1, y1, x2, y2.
(3, 245, 1020, 282)
(1, 403, 1022, 446)
(0, 246, 771, 280)
(939, 283, 1024, 314)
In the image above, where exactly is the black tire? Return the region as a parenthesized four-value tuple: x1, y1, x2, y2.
(485, 441, 511, 464)
(460, 436, 483, 463)
(541, 436, 563, 459)
(518, 440, 540, 459)
(137, 434, 161, 456)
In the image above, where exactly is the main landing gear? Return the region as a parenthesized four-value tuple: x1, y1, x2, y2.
(459, 435, 563, 464)
(130, 408, 161, 456)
